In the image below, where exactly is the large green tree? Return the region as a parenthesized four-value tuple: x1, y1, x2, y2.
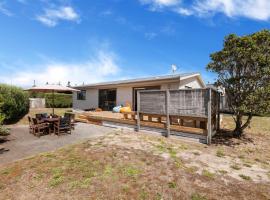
(207, 30, 270, 137)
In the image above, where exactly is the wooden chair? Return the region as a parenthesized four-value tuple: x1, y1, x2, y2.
(64, 113, 75, 130)
(32, 118, 49, 137)
(54, 117, 72, 135)
(28, 116, 34, 134)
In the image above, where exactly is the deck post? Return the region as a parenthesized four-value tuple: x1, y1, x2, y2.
(165, 90, 170, 137)
(207, 88, 212, 145)
(217, 92, 221, 131)
(136, 91, 141, 132)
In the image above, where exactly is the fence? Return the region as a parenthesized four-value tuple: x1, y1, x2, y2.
(136, 88, 220, 144)
(29, 98, 46, 108)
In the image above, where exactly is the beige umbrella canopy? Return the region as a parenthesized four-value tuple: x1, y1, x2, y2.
(25, 85, 80, 114)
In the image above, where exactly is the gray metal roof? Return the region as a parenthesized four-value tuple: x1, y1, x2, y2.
(74, 73, 199, 88)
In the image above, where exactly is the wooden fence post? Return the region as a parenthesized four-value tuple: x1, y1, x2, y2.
(207, 88, 212, 145)
(136, 91, 141, 132)
(166, 90, 170, 137)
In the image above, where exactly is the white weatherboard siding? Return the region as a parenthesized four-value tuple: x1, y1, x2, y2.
(73, 89, 98, 110)
(72, 74, 205, 110)
(161, 82, 180, 90)
(179, 77, 203, 89)
(116, 86, 133, 107)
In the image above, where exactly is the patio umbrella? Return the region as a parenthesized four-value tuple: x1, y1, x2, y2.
(25, 85, 80, 114)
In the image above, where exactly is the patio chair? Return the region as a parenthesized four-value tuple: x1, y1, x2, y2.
(36, 113, 48, 120)
(64, 112, 75, 130)
(27, 116, 34, 134)
(54, 117, 72, 135)
(32, 118, 49, 137)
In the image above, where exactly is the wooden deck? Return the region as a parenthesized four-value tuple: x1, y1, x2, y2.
(77, 111, 208, 136)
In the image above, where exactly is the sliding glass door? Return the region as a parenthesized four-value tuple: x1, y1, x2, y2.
(98, 89, 117, 111)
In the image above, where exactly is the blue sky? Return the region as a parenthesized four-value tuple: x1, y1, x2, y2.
(0, 0, 269, 87)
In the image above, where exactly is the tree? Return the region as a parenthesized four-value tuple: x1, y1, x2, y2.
(207, 30, 270, 137)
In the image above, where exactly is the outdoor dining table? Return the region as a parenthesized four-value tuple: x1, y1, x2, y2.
(43, 117, 60, 134)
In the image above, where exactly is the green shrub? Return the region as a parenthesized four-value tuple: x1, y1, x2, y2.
(0, 84, 29, 123)
(0, 114, 9, 136)
(30, 92, 72, 108)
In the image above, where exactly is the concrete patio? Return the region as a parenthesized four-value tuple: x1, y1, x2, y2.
(0, 123, 115, 166)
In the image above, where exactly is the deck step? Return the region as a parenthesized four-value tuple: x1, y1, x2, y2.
(75, 118, 88, 123)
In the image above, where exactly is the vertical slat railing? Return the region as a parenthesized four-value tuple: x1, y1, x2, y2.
(166, 90, 170, 137)
(136, 91, 141, 132)
(207, 88, 212, 145)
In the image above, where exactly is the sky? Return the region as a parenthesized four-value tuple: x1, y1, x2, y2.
(0, 0, 269, 87)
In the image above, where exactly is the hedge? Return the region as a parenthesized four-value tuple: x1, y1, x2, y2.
(30, 92, 72, 108)
(0, 84, 29, 123)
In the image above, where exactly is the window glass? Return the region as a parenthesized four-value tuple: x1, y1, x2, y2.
(77, 90, 86, 100)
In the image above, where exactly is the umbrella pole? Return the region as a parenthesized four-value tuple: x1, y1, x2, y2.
(52, 90, 55, 115)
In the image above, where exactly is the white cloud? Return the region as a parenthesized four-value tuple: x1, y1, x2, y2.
(140, 0, 270, 21)
(193, 0, 270, 20)
(145, 32, 157, 40)
(0, 50, 121, 87)
(174, 7, 193, 16)
(36, 6, 79, 27)
(0, 1, 12, 16)
(140, 0, 180, 8)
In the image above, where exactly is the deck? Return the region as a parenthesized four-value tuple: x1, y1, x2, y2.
(76, 111, 208, 140)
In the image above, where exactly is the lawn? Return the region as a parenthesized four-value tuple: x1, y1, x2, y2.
(0, 115, 269, 199)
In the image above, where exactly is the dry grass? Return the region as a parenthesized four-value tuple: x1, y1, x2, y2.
(215, 115, 270, 171)
(222, 114, 270, 136)
(0, 127, 270, 200)
(0, 114, 269, 199)
(15, 108, 72, 125)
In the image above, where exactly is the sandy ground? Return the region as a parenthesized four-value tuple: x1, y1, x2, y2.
(0, 123, 114, 166)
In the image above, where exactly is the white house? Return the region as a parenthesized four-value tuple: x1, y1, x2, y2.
(72, 73, 206, 111)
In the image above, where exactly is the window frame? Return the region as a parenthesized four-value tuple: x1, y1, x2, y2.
(77, 90, 86, 100)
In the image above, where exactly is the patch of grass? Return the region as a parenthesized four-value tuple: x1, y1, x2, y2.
(68, 178, 91, 189)
(155, 144, 167, 152)
(33, 173, 44, 180)
(49, 168, 64, 187)
(191, 193, 208, 200)
(174, 159, 184, 168)
(178, 144, 188, 150)
(218, 170, 228, 175)
(155, 193, 162, 200)
(104, 165, 114, 176)
(49, 176, 63, 187)
(122, 166, 141, 179)
(1, 168, 12, 175)
(186, 166, 199, 174)
(139, 189, 148, 200)
(168, 181, 177, 188)
(41, 152, 56, 158)
(122, 184, 130, 193)
(155, 144, 179, 159)
(230, 164, 241, 170)
(239, 174, 252, 181)
(216, 149, 225, 157)
(202, 169, 215, 179)
(168, 147, 177, 158)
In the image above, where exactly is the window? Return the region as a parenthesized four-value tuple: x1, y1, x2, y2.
(77, 90, 86, 100)
(185, 86, 192, 89)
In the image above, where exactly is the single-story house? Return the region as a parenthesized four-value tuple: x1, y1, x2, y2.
(73, 73, 206, 111)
